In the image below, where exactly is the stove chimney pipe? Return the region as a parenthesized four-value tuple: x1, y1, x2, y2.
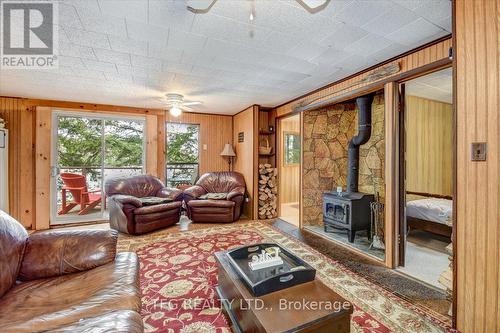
(347, 94, 374, 193)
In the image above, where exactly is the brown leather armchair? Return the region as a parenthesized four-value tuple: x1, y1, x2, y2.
(106, 175, 183, 235)
(184, 172, 246, 223)
(0, 210, 143, 333)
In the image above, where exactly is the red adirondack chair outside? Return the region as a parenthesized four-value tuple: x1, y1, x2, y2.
(58, 172, 103, 215)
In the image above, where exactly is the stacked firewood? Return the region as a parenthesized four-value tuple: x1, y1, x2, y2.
(258, 163, 277, 219)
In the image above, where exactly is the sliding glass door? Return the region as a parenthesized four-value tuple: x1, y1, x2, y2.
(51, 112, 145, 225)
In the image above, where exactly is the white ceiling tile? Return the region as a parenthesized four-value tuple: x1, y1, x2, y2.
(311, 47, 352, 66)
(391, 0, 422, 11)
(131, 55, 163, 70)
(319, 23, 368, 49)
(362, 5, 420, 36)
(191, 14, 271, 44)
(59, 42, 97, 60)
(334, 0, 393, 27)
(64, 27, 110, 49)
(413, 0, 451, 26)
(147, 44, 184, 62)
(64, 0, 101, 14)
(73, 68, 106, 80)
(280, 58, 319, 75)
(386, 18, 445, 46)
(59, 3, 84, 29)
(58, 55, 86, 69)
(98, 0, 148, 22)
(83, 59, 117, 73)
(286, 40, 330, 62)
(104, 72, 134, 83)
(77, 7, 127, 37)
(148, 0, 196, 31)
(108, 36, 148, 56)
(93, 48, 131, 66)
(436, 16, 452, 33)
(167, 29, 207, 53)
(116, 64, 155, 78)
(345, 34, 393, 56)
(370, 42, 407, 62)
(162, 62, 193, 75)
(2, 0, 454, 114)
(126, 19, 169, 43)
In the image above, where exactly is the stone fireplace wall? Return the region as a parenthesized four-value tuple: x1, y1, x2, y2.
(303, 93, 385, 226)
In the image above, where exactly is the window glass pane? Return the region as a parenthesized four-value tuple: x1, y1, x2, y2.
(56, 116, 103, 218)
(284, 133, 300, 165)
(166, 123, 200, 187)
(104, 119, 144, 179)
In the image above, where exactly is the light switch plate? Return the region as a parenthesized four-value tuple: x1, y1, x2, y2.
(471, 142, 487, 161)
(203, 144, 207, 150)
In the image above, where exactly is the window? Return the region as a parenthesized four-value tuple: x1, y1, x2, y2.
(284, 132, 300, 165)
(166, 123, 200, 187)
(53, 113, 145, 224)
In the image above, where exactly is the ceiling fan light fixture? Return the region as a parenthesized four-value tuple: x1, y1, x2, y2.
(170, 106, 182, 117)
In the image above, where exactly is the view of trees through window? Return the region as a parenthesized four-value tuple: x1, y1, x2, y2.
(284, 132, 301, 165)
(56, 116, 144, 207)
(166, 123, 200, 187)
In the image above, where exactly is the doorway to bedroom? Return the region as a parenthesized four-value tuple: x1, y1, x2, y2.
(278, 114, 301, 227)
(398, 67, 454, 301)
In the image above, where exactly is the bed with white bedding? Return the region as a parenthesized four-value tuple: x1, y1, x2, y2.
(406, 192, 453, 238)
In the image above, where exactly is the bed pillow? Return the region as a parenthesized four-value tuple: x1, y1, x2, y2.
(199, 193, 228, 200)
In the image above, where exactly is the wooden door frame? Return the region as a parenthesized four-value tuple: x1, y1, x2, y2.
(393, 63, 456, 326)
(276, 112, 302, 229)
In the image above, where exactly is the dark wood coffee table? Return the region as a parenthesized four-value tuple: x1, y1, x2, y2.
(215, 250, 352, 333)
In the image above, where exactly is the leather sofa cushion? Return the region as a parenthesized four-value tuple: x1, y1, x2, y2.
(138, 196, 173, 206)
(199, 193, 228, 200)
(188, 199, 235, 209)
(134, 201, 182, 215)
(50, 310, 143, 333)
(18, 229, 118, 281)
(0, 253, 141, 333)
(0, 211, 28, 298)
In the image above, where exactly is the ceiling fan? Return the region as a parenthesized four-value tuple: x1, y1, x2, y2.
(161, 93, 202, 117)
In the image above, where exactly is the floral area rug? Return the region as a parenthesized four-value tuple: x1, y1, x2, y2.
(128, 222, 456, 333)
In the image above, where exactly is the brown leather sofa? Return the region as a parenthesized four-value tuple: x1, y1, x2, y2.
(106, 175, 183, 235)
(184, 172, 246, 223)
(0, 210, 143, 333)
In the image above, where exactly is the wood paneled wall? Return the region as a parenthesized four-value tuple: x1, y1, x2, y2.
(164, 111, 233, 177)
(233, 106, 258, 219)
(405, 95, 453, 196)
(455, 0, 500, 332)
(0, 96, 233, 229)
(0, 98, 34, 227)
(279, 114, 300, 204)
(276, 38, 452, 118)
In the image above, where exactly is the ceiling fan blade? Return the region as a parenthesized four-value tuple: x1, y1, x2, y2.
(182, 101, 202, 106)
(180, 105, 194, 112)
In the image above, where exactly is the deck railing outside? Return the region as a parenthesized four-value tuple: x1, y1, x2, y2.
(56, 166, 143, 204)
(165, 163, 199, 188)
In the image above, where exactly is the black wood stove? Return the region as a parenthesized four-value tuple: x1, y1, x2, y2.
(323, 94, 375, 243)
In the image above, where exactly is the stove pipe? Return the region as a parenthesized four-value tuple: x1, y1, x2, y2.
(347, 94, 374, 193)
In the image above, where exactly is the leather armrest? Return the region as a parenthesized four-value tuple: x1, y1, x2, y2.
(111, 194, 142, 207)
(227, 186, 245, 201)
(183, 185, 206, 200)
(157, 187, 183, 201)
(18, 229, 118, 281)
